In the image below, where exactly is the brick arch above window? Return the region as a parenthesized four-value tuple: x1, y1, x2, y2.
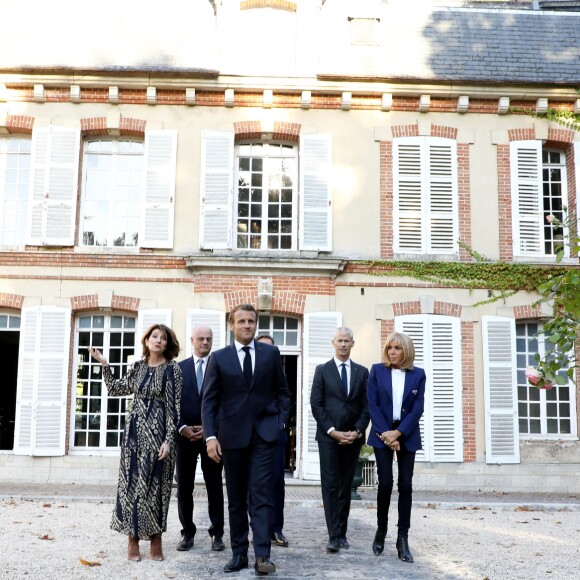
(70, 293, 140, 313)
(513, 304, 543, 319)
(80, 116, 146, 138)
(0, 114, 34, 134)
(240, 0, 297, 11)
(0, 292, 24, 310)
(391, 300, 462, 318)
(234, 120, 301, 142)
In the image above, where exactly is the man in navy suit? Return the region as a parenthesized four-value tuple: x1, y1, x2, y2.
(202, 304, 290, 576)
(176, 325, 224, 552)
(310, 327, 370, 553)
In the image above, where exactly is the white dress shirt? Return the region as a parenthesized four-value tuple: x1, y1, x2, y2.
(392, 368, 405, 421)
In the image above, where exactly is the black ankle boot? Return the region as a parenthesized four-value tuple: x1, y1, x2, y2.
(372, 526, 387, 555)
(396, 535, 413, 563)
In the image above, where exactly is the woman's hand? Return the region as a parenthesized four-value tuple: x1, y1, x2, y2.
(158, 441, 170, 460)
(87, 346, 109, 366)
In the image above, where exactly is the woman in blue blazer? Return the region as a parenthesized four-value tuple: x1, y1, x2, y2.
(367, 332, 426, 563)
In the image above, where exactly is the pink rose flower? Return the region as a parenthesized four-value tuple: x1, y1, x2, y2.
(525, 366, 541, 386)
(545, 214, 556, 224)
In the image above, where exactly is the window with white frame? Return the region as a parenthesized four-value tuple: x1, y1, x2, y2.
(257, 314, 300, 348)
(516, 321, 574, 436)
(393, 136, 458, 255)
(0, 136, 31, 247)
(510, 142, 570, 258)
(235, 143, 297, 250)
(80, 140, 143, 247)
(73, 314, 136, 449)
(200, 132, 332, 253)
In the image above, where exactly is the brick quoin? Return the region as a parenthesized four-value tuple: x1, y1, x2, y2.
(497, 144, 513, 260)
(457, 143, 472, 260)
(461, 321, 475, 462)
(381, 320, 395, 346)
(380, 141, 393, 259)
(0, 292, 24, 310)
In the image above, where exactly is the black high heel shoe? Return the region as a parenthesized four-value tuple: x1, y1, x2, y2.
(396, 536, 414, 563)
(372, 527, 387, 555)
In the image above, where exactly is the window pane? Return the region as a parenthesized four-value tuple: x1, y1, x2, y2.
(81, 139, 144, 247)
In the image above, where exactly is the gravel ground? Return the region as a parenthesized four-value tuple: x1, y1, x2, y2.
(1, 498, 578, 579)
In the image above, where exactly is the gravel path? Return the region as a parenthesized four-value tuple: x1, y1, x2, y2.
(1, 498, 578, 579)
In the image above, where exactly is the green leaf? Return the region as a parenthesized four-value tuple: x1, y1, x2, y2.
(555, 375, 567, 385)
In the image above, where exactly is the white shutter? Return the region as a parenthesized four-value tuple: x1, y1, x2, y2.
(299, 134, 332, 251)
(301, 311, 342, 480)
(199, 131, 233, 250)
(394, 137, 458, 255)
(394, 139, 423, 253)
(135, 309, 172, 358)
(396, 316, 427, 461)
(396, 314, 463, 462)
(510, 141, 543, 256)
(482, 316, 520, 464)
(140, 130, 177, 248)
(13, 306, 71, 456)
(185, 309, 226, 357)
(26, 126, 80, 246)
(426, 140, 457, 253)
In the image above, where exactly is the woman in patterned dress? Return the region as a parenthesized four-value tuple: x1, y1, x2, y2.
(89, 323, 182, 562)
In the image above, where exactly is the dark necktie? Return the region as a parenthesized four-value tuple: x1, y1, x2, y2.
(196, 358, 204, 394)
(341, 363, 348, 397)
(242, 346, 252, 385)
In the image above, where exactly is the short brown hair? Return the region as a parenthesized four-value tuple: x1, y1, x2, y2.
(141, 324, 181, 361)
(381, 332, 415, 370)
(228, 303, 258, 324)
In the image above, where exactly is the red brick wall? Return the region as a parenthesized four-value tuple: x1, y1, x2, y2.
(497, 144, 513, 260)
(3, 114, 34, 134)
(461, 321, 475, 462)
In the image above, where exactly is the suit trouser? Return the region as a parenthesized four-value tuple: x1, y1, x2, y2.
(317, 437, 362, 540)
(222, 431, 277, 558)
(175, 436, 224, 538)
(374, 443, 416, 535)
(248, 434, 286, 535)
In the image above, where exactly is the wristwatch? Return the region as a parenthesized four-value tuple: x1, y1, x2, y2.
(355, 428, 362, 438)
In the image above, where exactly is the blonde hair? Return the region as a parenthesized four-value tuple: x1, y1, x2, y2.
(381, 332, 415, 370)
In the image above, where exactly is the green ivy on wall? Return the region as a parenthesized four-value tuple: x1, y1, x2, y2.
(357, 258, 575, 305)
(509, 106, 580, 132)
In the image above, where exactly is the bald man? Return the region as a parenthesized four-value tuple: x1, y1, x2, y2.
(176, 325, 225, 552)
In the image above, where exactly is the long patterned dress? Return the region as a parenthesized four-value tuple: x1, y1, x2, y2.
(103, 359, 182, 539)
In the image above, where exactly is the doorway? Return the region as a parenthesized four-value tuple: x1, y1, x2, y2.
(0, 328, 19, 450)
(280, 354, 298, 474)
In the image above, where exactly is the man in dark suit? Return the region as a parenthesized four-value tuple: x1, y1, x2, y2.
(202, 304, 290, 576)
(310, 326, 370, 553)
(176, 324, 225, 552)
